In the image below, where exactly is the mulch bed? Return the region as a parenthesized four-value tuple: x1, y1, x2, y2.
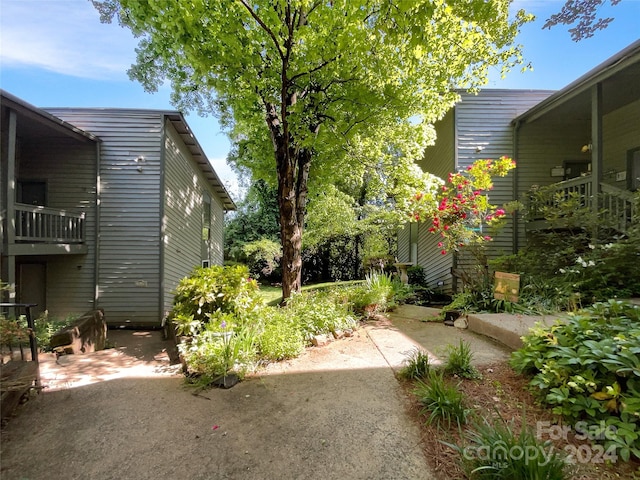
(399, 360, 640, 480)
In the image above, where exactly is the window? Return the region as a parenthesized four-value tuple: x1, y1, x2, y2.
(17, 180, 46, 206)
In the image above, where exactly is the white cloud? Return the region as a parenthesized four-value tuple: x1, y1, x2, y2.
(0, 0, 138, 80)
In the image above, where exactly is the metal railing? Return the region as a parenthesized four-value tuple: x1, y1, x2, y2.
(14, 203, 85, 243)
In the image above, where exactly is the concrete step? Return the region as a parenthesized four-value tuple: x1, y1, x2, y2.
(391, 304, 567, 351)
(466, 313, 559, 350)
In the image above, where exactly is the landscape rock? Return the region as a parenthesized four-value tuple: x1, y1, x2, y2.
(49, 309, 107, 354)
(311, 334, 330, 347)
(454, 316, 468, 329)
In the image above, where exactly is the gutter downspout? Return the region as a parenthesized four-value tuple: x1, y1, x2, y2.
(512, 119, 521, 254)
(94, 141, 101, 310)
(158, 117, 167, 329)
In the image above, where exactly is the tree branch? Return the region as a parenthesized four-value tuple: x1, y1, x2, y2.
(289, 56, 339, 84)
(238, 0, 285, 61)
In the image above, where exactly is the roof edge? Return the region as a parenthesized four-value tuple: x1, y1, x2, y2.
(0, 89, 100, 143)
(512, 39, 640, 125)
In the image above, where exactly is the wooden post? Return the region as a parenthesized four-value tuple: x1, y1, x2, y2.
(591, 84, 603, 224)
(1, 110, 17, 301)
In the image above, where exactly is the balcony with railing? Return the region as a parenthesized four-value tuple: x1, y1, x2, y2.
(11, 203, 87, 255)
(525, 175, 636, 234)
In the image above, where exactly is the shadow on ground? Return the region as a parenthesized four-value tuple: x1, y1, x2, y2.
(1, 327, 435, 480)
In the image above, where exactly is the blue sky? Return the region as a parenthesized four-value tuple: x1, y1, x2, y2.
(1, 0, 639, 200)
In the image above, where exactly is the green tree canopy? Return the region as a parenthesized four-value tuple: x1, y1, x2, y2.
(95, 0, 532, 299)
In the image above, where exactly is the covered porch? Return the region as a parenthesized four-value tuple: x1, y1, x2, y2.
(1, 90, 98, 311)
(513, 40, 640, 246)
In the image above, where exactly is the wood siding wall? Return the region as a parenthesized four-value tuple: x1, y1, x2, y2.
(411, 90, 553, 292)
(161, 120, 224, 321)
(416, 109, 456, 289)
(457, 91, 553, 269)
(602, 99, 640, 187)
(17, 138, 97, 317)
(515, 118, 589, 247)
(48, 108, 163, 325)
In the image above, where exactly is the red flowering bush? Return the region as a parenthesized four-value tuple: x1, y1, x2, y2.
(409, 157, 515, 254)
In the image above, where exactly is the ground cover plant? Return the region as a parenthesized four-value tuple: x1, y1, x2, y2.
(511, 300, 640, 462)
(169, 266, 405, 386)
(414, 370, 470, 429)
(400, 361, 640, 480)
(398, 326, 640, 479)
(433, 190, 640, 317)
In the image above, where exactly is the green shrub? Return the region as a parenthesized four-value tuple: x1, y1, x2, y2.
(444, 339, 482, 380)
(446, 414, 567, 479)
(241, 238, 282, 281)
(398, 348, 431, 380)
(413, 370, 470, 429)
(347, 271, 405, 315)
(285, 289, 357, 338)
(0, 311, 75, 352)
(258, 308, 305, 361)
(510, 300, 640, 461)
(169, 265, 264, 336)
(179, 311, 258, 380)
(407, 265, 428, 287)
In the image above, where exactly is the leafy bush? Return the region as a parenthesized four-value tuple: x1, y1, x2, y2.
(447, 414, 567, 479)
(399, 348, 431, 380)
(169, 265, 264, 336)
(179, 311, 258, 380)
(0, 311, 75, 352)
(511, 300, 640, 461)
(413, 370, 470, 429)
(241, 238, 282, 281)
(407, 265, 428, 287)
(444, 339, 482, 380)
(347, 271, 409, 315)
(285, 289, 357, 339)
(258, 308, 305, 361)
(489, 190, 640, 312)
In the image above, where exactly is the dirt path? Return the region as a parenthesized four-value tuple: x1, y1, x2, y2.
(1, 323, 441, 480)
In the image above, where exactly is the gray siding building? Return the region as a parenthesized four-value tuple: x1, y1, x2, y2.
(1, 91, 235, 326)
(398, 40, 640, 292)
(399, 89, 553, 291)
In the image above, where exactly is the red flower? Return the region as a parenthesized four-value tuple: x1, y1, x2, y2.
(441, 249, 447, 255)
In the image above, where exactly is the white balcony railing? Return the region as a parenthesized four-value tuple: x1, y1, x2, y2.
(15, 203, 85, 243)
(526, 175, 636, 233)
(601, 183, 636, 233)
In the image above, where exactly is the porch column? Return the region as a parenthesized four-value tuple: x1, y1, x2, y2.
(591, 83, 603, 215)
(1, 109, 17, 301)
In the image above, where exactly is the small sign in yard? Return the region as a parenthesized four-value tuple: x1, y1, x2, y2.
(494, 272, 520, 303)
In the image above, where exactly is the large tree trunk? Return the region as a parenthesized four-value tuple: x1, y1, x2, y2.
(276, 148, 310, 300)
(265, 102, 311, 301)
